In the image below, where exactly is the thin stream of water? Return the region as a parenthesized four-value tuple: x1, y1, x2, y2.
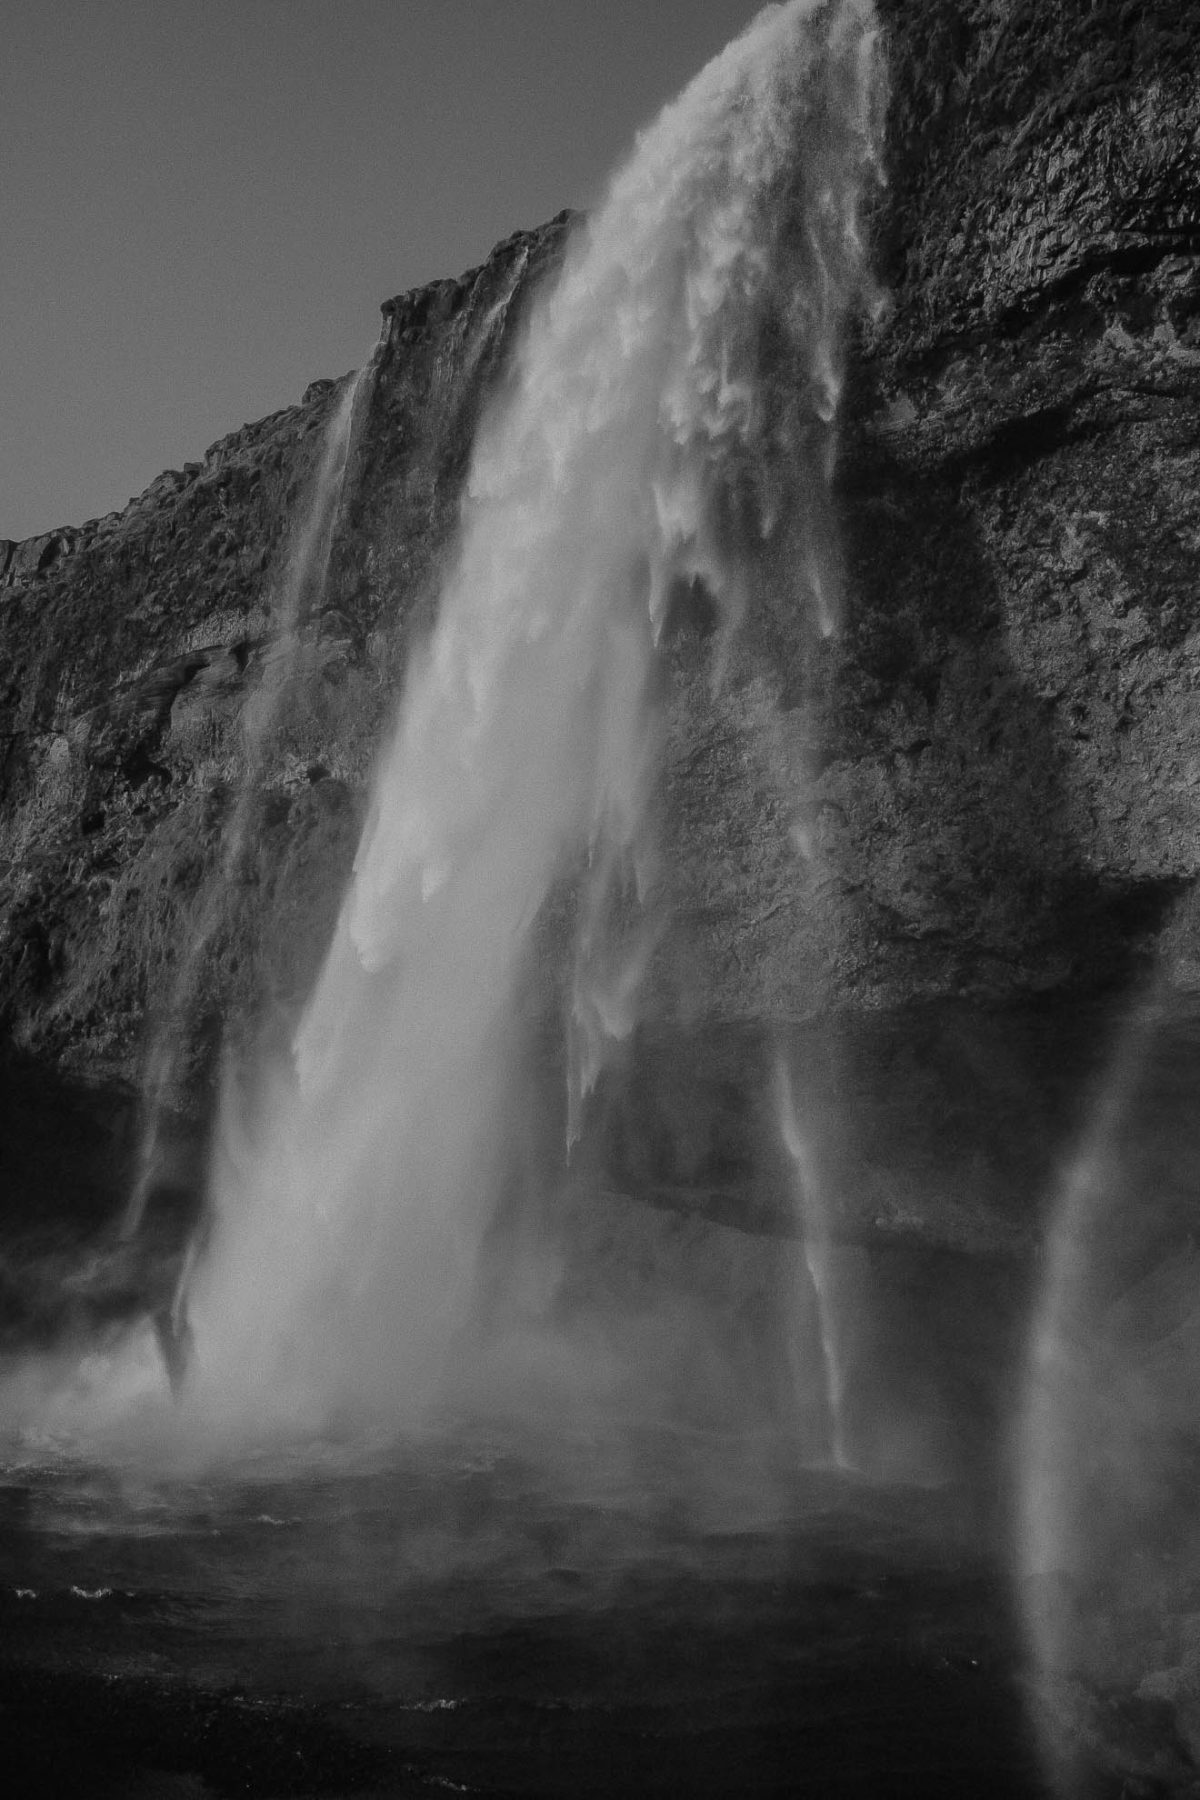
(121, 365, 371, 1250)
(775, 1053, 849, 1469)
(1017, 987, 1200, 1795)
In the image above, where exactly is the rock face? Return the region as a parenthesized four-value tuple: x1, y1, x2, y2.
(832, 0, 1200, 1006)
(1, 2, 1199, 1243)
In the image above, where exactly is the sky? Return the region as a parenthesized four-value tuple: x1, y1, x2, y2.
(2, 0, 766, 541)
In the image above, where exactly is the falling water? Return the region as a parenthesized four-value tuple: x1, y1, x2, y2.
(1016, 979, 1200, 1794)
(122, 366, 369, 1250)
(178, 0, 883, 1438)
(774, 1052, 849, 1466)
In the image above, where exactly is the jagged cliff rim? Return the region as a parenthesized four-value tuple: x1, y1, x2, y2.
(0, 213, 579, 579)
(10, 0, 1200, 548)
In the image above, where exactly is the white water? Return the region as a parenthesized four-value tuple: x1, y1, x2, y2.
(159, 0, 886, 1439)
(122, 367, 369, 1246)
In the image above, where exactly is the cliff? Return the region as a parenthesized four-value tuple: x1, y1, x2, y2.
(2, 0, 1199, 1255)
(663, 0, 1200, 1021)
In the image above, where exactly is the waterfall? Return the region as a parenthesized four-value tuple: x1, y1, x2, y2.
(181, 0, 883, 1437)
(122, 365, 369, 1257)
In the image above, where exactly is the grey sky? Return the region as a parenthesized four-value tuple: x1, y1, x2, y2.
(2, 0, 764, 540)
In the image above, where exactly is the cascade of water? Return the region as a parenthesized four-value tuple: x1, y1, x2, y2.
(181, 0, 884, 1437)
(122, 365, 370, 1253)
(774, 1052, 849, 1466)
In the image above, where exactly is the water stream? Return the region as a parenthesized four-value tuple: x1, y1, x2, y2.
(175, 0, 883, 1443)
(121, 364, 371, 1263)
(7, 6, 1170, 1790)
(1017, 986, 1200, 1796)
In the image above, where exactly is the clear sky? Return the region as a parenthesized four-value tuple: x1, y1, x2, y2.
(2, 0, 765, 541)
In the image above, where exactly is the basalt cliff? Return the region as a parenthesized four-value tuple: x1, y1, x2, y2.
(2, 0, 1199, 1259)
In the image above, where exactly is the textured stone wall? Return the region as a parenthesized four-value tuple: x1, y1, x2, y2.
(833, 0, 1200, 1002)
(646, 0, 1200, 1021)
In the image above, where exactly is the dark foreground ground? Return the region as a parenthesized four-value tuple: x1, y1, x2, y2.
(0, 1431, 1045, 1800)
